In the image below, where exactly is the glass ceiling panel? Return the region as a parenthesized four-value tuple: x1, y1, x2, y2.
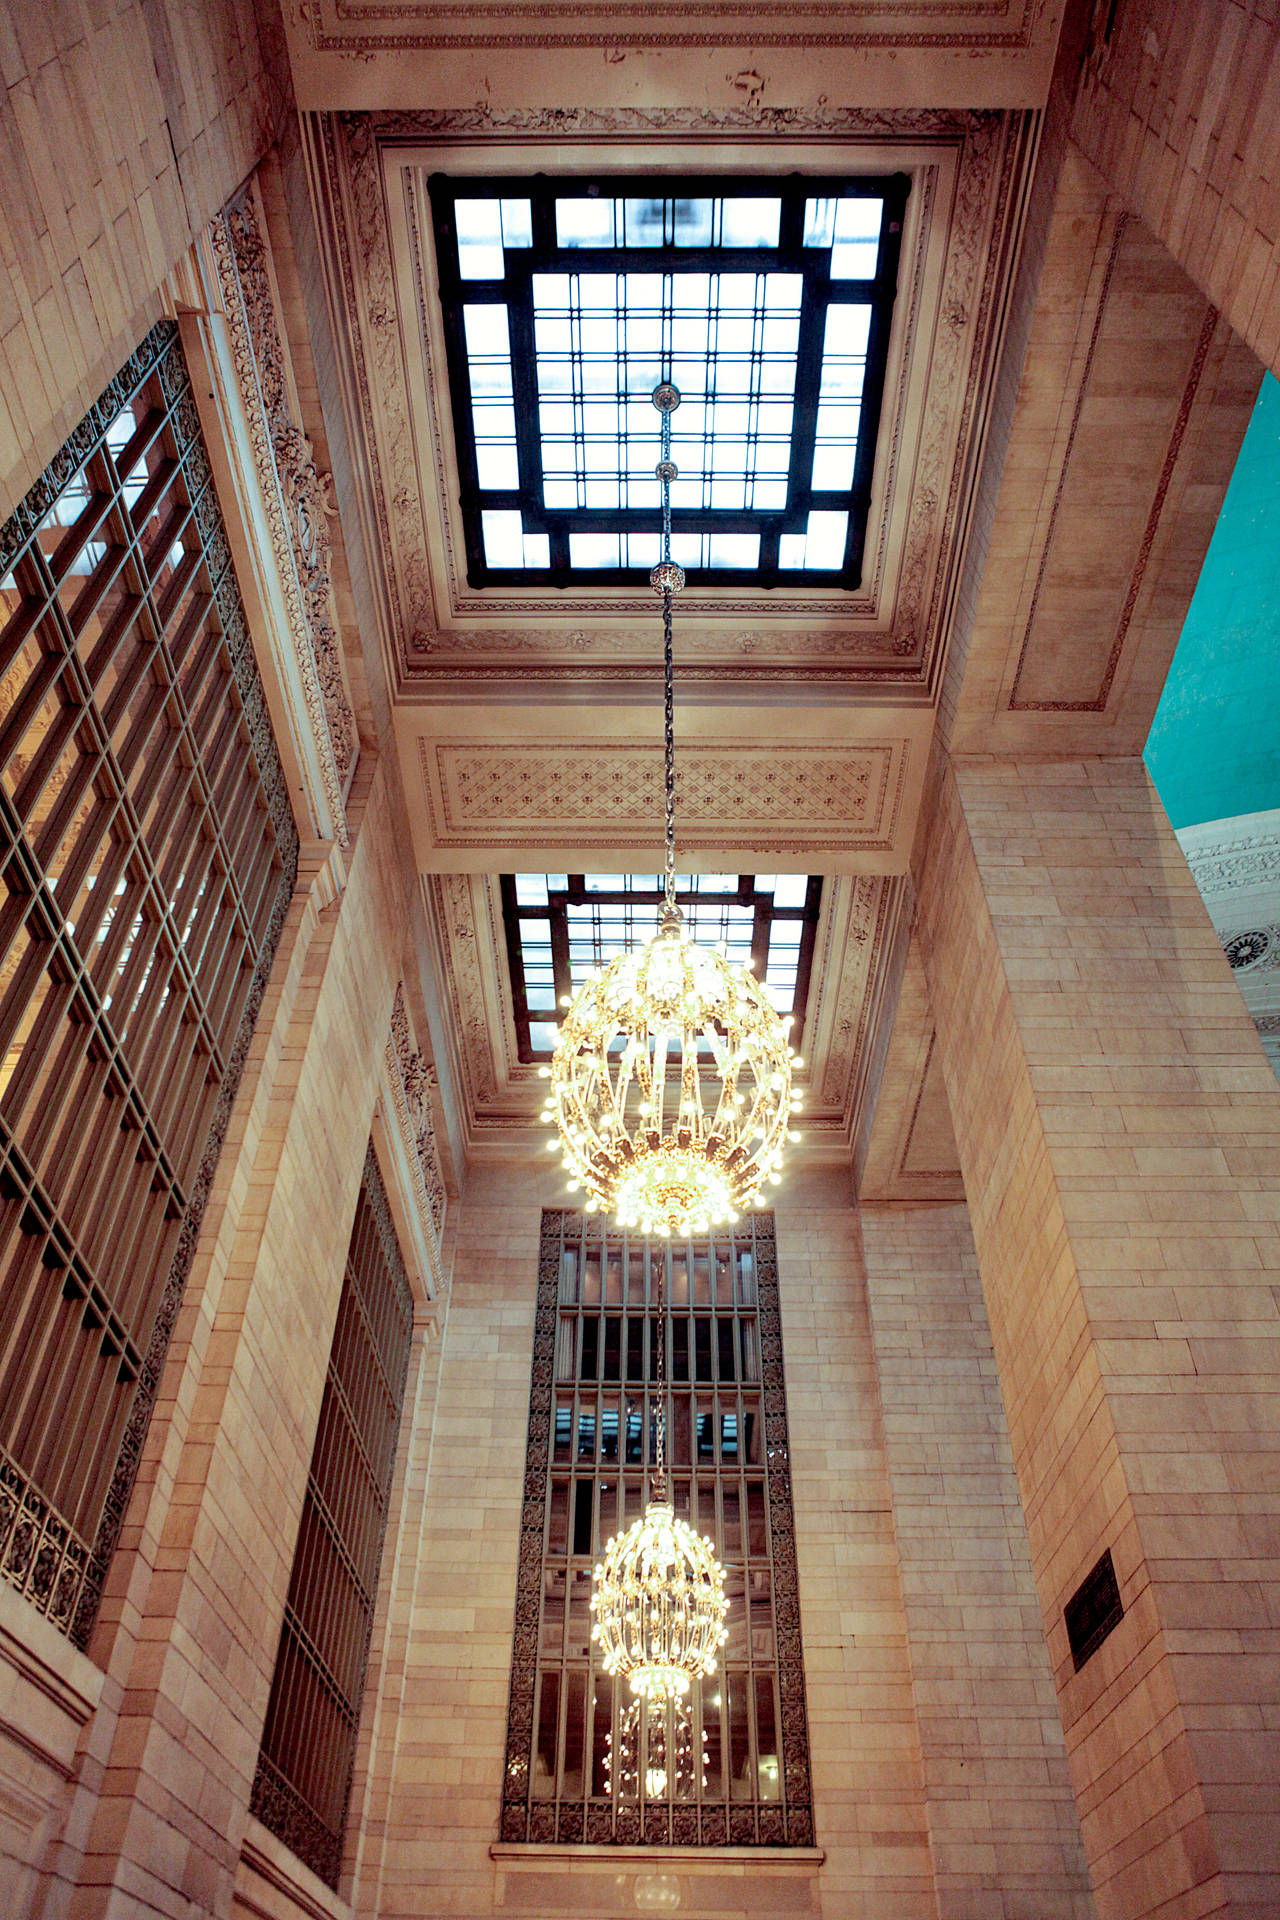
(428, 174, 908, 589)
(500, 873, 823, 1063)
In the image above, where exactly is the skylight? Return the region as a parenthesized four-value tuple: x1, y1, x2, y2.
(500, 873, 822, 1062)
(428, 175, 907, 589)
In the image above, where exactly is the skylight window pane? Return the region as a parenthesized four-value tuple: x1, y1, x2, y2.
(802, 198, 837, 250)
(569, 533, 622, 568)
(822, 304, 872, 365)
(463, 304, 511, 359)
(673, 199, 714, 247)
(805, 510, 847, 569)
(475, 441, 519, 489)
(557, 199, 617, 248)
(831, 198, 883, 280)
(515, 877, 549, 905)
(720, 198, 781, 247)
(455, 200, 505, 279)
(621, 199, 666, 247)
(522, 532, 551, 568)
(482, 511, 526, 567)
(500, 199, 533, 249)
(707, 534, 760, 569)
(779, 510, 848, 571)
(770, 875, 810, 908)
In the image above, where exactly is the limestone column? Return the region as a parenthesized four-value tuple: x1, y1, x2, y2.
(917, 753, 1280, 1920)
(860, 1202, 1094, 1920)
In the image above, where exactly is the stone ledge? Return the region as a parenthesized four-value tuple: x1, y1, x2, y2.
(490, 1842, 825, 1867)
(0, 1579, 103, 1778)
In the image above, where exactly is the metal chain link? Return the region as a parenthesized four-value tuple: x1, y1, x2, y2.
(659, 399, 677, 919)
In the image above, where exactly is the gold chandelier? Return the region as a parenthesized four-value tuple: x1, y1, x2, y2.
(590, 1237, 727, 1715)
(541, 383, 801, 1239)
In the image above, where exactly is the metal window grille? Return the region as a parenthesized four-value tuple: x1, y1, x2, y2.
(251, 1147, 415, 1889)
(0, 320, 298, 1645)
(501, 1210, 813, 1848)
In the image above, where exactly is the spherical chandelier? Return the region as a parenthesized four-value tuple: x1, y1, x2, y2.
(541, 383, 802, 1239)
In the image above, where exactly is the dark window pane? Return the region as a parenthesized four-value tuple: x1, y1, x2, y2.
(603, 1315, 621, 1381)
(755, 1674, 779, 1801)
(573, 1480, 594, 1554)
(533, 1671, 560, 1797)
(591, 1673, 614, 1795)
(728, 1671, 752, 1801)
(579, 1318, 599, 1381)
(548, 1480, 570, 1557)
(695, 1317, 713, 1382)
(718, 1319, 736, 1382)
(747, 1482, 767, 1557)
(563, 1671, 588, 1798)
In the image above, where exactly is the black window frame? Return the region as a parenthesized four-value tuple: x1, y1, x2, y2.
(427, 171, 909, 591)
(500, 872, 823, 1065)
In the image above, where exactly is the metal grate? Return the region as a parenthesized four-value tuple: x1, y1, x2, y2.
(0, 320, 298, 1644)
(501, 872, 822, 1062)
(500, 1210, 814, 1848)
(1064, 1549, 1124, 1672)
(252, 1148, 415, 1889)
(428, 173, 908, 589)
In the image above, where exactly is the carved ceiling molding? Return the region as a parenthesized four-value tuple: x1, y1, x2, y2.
(1176, 811, 1280, 903)
(307, 104, 1029, 690)
(417, 739, 906, 853)
(300, 0, 1039, 51)
(426, 867, 904, 1160)
(210, 186, 357, 837)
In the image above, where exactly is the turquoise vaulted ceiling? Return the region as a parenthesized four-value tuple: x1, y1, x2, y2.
(1146, 372, 1280, 829)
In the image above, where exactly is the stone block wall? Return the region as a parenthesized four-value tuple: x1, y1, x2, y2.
(0, 0, 281, 522)
(917, 752, 1280, 1920)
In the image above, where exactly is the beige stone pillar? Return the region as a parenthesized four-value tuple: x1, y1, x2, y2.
(58, 765, 411, 1920)
(860, 1202, 1094, 1920)
(917, 754, 1280, 1920)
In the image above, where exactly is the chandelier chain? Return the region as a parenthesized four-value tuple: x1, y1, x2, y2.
(659, 401, 677, 918)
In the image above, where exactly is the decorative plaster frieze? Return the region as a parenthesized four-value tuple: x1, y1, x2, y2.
(211, 187, 356, 843)
(389, 984, 448, 1235)
(418, 740, 906, 854)
(1177, 809, 1280, 902)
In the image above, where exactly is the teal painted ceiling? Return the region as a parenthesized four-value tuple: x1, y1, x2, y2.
(1146, 371, 1280, 829)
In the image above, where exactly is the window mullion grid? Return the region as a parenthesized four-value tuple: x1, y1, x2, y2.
(531, 1213, 789, 1843)
(0, 329, 297, 1642)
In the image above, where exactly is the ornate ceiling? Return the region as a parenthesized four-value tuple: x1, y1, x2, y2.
(286, 33, 1258, 1184)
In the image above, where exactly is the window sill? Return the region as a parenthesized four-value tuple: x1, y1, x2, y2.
(491, 1842, 824, 1867)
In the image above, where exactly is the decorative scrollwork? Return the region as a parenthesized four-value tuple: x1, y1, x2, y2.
(211, 188, 357, 839)
(387, 984, 447, 1243)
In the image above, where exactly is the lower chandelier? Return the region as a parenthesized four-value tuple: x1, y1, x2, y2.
(541, 383, 802, 1239)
